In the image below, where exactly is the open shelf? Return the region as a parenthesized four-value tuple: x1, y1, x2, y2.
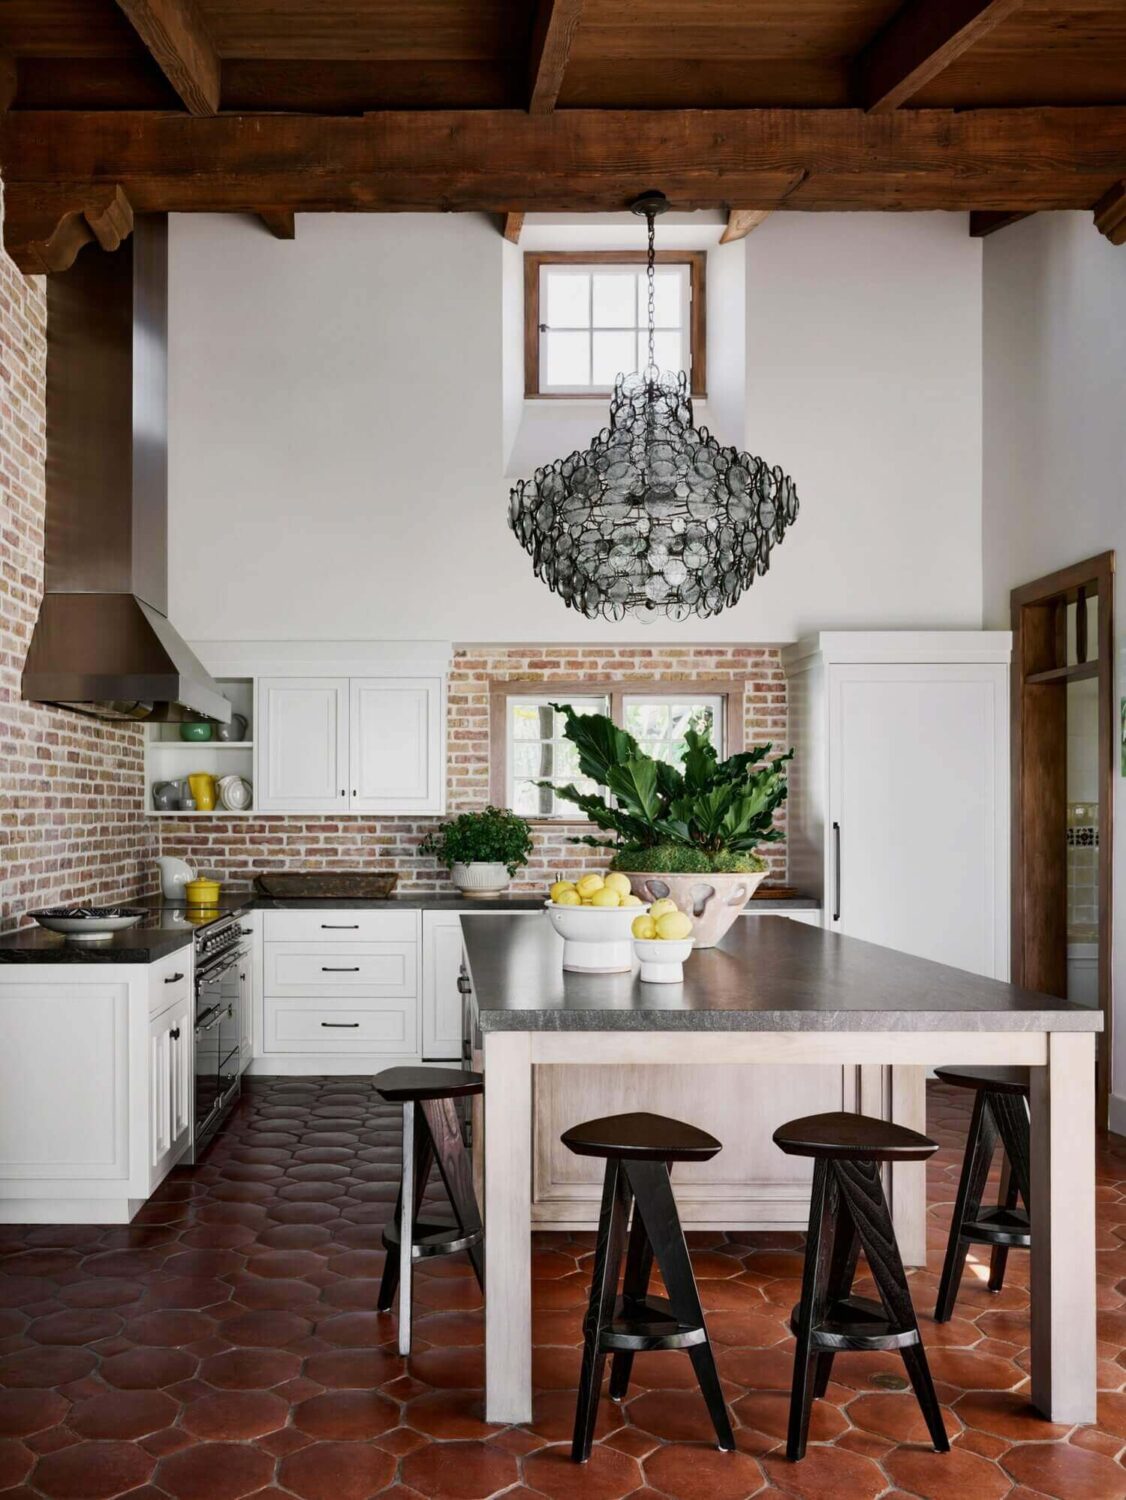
(150, 741, 255, 751)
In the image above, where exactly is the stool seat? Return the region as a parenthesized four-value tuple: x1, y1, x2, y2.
(773, 1111, 938, 1162)
(374, 1066, 483, 1102)
(561, 1111, 721, 1162)
(934, 1065, 1029, 1096)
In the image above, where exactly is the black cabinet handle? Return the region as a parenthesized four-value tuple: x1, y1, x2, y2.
(170, 1027, 181, 1041)
(457, 975, 472, 995)
(321, 1021, 360, 1028)
(321, 966, 360, 972)
(165, 972, 184, 984)
(321, 923, 359, 929)
(832, 821, 842, 923)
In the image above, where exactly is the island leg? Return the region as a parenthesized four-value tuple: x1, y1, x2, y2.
(484, 1030, 533, 1424)
(1030, 1030, 1096, 1423)
(890, 1065, 927, 1267)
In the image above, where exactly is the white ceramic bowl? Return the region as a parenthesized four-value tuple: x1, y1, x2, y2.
(544, 900, 648, 973)
(633, 936, 695, 983)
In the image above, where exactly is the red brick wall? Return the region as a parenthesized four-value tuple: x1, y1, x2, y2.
(0, 187, 158, 933)
(160, 645, 789, 894)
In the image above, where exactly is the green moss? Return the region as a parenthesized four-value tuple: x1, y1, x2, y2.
(610, 843, 767, 876)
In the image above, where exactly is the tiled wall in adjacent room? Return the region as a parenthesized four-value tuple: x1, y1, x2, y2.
(160, 645, 790, 894)
(0, 182, 159, 933)
(1067, 802, 1100, 934)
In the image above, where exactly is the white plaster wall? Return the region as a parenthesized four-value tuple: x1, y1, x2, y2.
(168, 210, 983, 643)
(980, 210, 1126, 1112)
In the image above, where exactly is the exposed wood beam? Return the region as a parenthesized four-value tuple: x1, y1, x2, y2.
(969, 210, 1032, 237)
(256, 210, 295, 240)
(0, 51, 17, 112)
(5, 184, 133, 274)
(501, 212, 524, 244)
(4, 108, 1126, 273)
(1094, 181, 1126, 246)
(528, 0, 583, 113)
(856, 0, 1028, 112)
(720, 209, 772, 244)
(113, 0, 220, 115)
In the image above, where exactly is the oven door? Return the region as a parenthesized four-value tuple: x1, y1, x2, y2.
(194, 946, 246, 1142)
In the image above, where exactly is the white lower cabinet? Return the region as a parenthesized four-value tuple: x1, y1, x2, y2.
(422, 910, 466, 1060)
(149, 997, 192, 1182)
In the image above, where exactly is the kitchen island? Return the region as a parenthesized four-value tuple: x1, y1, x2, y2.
(461, 913, 1101, 1427)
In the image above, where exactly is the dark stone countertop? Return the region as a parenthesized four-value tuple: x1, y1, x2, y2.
(460, 913, 1104, 1033)
(0, 913, 201, 964)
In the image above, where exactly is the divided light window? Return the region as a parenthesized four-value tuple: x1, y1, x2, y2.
(524, 252, 706, 399)
(503, 690, 728, 819)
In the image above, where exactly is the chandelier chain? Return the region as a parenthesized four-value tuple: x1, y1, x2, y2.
(645, 204, 656, 372)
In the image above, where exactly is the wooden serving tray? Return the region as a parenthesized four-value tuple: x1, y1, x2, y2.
(750, 884, 799, 900)
(253, 872, 399, 899)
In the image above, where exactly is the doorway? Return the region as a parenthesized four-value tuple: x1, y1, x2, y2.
(1011, 552, 1115, 1124)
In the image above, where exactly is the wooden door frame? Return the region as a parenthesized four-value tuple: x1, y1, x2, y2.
(1011, 551, 1115, 1124)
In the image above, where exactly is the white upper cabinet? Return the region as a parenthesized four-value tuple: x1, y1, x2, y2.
(349, 678, 444, 813)
(257, 678, 349, 812)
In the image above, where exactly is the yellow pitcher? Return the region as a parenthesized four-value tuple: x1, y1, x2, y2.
(187, 772, 217, 811)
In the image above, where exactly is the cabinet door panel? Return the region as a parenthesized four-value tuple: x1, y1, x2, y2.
(264, 996, 415, 1053)
(828, 663, 1008, 978)
(258, 678, 348, 812)
(422, 912, 464, 1060)
(349, 677, 443, 813)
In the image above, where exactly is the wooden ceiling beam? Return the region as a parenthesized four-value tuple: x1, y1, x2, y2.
(528, 0, 584, 113)
(0, 51, 17, 112)
(720, 209, 772, 244)
(256, 209, 295, 239)
(5, 184, 133, 274)
(112, 0, 220, 115)
(1094, 181, 1126, 246)
(857, 0, 1028, 112)
(969, 210, 1031, 236)
(501, 212, 525, 244)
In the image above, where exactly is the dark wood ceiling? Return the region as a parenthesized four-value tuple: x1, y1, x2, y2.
(2, 0, 1126, 271)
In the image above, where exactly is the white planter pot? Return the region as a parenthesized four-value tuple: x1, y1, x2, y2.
(625, 870, 766, 948)
(450, 862, 512, 898)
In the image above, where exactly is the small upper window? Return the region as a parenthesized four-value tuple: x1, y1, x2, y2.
(525, 252, 706, 399)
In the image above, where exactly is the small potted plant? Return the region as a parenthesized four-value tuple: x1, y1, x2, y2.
(539, 703, 792, 946)
(419, 806, 534, 898)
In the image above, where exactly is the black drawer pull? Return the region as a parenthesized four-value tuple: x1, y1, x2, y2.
(322, 923, 359, 929)
(322, 966, 361, 972)
(457, 975, 472, 994)
(170, 1027, 181, 1041)
(321, 1021, 360, 1028)
(165, 972, 184, 984)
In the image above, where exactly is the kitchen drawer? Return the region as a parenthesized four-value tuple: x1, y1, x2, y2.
(264, 996, 416, 1054)
(149, 950, 192, 1017)
(263, 909, 419, 944)
(264, 942, 417, 998)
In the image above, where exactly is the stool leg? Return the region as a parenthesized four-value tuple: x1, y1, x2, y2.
(935, 1092, 996, 1322)
(608, 1205, 654, 1401)
(787, 1159, 837, 1461)
(377, 1102, 433, 1319)
(572, 1159, 631, 1463)
(987, 1091, 1031, 1293)
(628, 1160, 735, 1454)
(813, 1203, 861, 1399)
(835, 1159, 949, 1454)
(421, 1096, 485, 1291)
(987, 1157, 1018, 1293)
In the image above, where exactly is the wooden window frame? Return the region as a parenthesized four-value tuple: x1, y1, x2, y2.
(524, 251, 707, 400)
(490, 678, 744, 818)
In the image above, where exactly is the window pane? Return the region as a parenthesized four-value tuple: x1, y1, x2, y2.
(592, 272, 636, 327)
(545, 271, 590, 328)
(544, 330, 590, 387)
(508, 695, 609, 816)
(652, 329, 682, 373)
(651, 270, 681, 327)
(592, 329, 637, 386)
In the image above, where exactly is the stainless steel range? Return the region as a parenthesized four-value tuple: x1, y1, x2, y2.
(190, 912, 248, 1160)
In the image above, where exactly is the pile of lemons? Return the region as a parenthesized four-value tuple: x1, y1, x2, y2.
(630, 898, 694, 943)
(549, 872, 644, 908)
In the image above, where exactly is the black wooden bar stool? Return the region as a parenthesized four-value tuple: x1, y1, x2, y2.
(374, 1066, 485, 1356)
(562, 1111, 735, 1462)
(774, 1111, 949, 1462)
(933, 1066, 1030, 1322)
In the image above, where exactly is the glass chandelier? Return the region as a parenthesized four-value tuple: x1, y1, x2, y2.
(508, 191, 801, 622)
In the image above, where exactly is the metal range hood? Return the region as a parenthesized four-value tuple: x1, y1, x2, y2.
(22, 216, 229, 723)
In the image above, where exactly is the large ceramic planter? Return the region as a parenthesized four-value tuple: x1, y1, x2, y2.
(451, 861, 512, 898)
(625, 870, 766, 947)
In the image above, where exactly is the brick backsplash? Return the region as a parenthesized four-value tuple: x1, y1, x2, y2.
(161, 645, 790, 895)
(0, 180, 159, 934)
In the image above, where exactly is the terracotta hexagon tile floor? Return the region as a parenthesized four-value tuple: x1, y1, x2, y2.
(0, 1077, 1124, 1498)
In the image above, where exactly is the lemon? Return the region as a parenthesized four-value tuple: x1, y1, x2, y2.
(553, 888, 580, 906)
(656, 910, 693, 941)
(648, 897, 678, 920)
(550, 880, 577, 903)
(575, 873, 605, 899)
(580, 897, 593, 905)
(603, 872, 632, 897)
(620, 894, 644, 908)
(589, 887, 621, 907)
(631, 914, 657, 940)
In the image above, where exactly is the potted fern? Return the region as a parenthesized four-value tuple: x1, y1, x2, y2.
(540, 703, 792, 946)
(419, 806, 534, 898)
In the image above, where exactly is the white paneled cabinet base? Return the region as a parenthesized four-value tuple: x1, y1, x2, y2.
(0, 952, 194, 1223)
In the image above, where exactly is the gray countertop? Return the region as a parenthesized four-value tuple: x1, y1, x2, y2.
(460, 913, 1103, 1033)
